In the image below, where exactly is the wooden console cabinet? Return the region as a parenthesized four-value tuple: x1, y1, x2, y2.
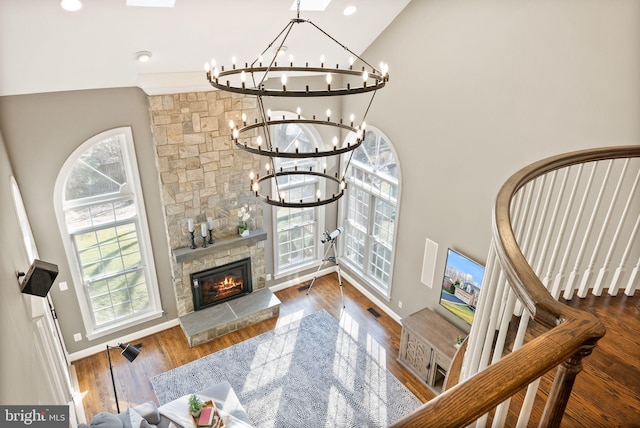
(398, 307, 466, 393)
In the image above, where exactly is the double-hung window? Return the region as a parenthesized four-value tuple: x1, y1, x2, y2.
(271, 114, 324, 275)
(54, 127, 161, 339)
(341, 126, 400, 298)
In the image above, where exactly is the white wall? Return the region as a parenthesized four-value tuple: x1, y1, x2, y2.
(342, 0, 640, 328)
(0, 131, 61, 404)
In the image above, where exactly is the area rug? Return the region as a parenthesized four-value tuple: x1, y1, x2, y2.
(151, 310, 421, 427)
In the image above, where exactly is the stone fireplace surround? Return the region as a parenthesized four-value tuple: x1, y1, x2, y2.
(148, 90, 280, 345)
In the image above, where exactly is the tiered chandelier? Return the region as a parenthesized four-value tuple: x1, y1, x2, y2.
(205, 2, 389, 208)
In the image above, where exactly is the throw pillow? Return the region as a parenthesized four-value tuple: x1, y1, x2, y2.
(87, 412, 123, 428)
(128, 408, 144, 428)
(132, 402, 160, 425)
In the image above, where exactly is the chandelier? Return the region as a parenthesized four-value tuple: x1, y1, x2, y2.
(205, 2, 389, 208)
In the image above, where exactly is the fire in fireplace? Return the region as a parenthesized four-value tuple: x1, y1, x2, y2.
(190, 257, 252, 311)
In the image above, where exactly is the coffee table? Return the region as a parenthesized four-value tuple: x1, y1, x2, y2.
(157, 381, 252, 428)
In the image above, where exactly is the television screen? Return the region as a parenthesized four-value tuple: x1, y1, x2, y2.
(439, 248, 485, 325)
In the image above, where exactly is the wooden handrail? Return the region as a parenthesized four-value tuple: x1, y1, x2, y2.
(391, 145, 639, 427)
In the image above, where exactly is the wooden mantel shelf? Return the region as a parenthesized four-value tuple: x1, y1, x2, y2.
(173, 228, 267, 264)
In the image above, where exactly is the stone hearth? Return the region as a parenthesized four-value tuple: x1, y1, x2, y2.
(179, 288, 280, 347)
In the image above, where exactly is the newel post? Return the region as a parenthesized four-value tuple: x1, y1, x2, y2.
(538, 345, 596, 427)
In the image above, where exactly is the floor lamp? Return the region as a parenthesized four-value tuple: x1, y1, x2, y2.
(107, 343, 141, 413)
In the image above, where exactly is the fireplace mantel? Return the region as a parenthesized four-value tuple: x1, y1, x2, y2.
(173, 228, 267, 264)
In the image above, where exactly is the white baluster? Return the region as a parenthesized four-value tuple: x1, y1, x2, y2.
(610, 212, 640, 295)
(559, 162, 597, 300)
(625, 256, 640, 296)
(574, 160, 614, 297)
(580, 160, 629, 296)
(546, 165, 581, 299)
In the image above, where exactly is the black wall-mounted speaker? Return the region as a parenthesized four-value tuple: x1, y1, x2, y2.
(18, 259, 59, 297)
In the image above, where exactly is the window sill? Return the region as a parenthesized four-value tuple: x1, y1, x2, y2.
(274, 259, 319, 280)
(86, 309, 164, 341)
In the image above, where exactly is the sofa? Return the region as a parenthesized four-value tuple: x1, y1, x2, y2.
(78, 401, 171, 428)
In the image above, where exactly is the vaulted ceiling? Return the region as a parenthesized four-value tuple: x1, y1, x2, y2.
(0, 0, 410, 96)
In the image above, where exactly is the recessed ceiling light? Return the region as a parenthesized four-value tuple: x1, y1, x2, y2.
(60, 0, 82, 12)
(343, 5, 357, 16)
(135, 51, 153, 62)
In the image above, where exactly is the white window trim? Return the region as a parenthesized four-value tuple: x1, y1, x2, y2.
(53, 127, 162, 340)
(338, 125, 402, 300)
(270, 110, 326, 277)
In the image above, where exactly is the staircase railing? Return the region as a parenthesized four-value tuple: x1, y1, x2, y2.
(391, 145, 640, 427)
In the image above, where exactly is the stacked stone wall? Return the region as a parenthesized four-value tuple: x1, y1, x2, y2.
(148, 90, 264, 315)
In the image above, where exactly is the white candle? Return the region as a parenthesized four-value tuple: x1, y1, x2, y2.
(187, 218, 194, 232)
(201, 223, 207, 237)
(207, 217, 213, 230)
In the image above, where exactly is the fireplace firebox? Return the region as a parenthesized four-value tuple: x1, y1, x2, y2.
(190, 257, 252, 311)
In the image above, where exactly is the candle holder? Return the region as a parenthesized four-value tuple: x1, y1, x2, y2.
(189, 231, 197, 249)
(202, 232, 208, 248)
(208, 229, 214, 245)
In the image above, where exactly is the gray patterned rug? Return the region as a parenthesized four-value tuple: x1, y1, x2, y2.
(151, 310, 421, 427)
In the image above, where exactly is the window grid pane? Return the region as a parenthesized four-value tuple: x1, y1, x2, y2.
(343, 128, 398, 295)
(61, 132, 156, 331)
(88, 268, 148, 326)
(272, 121, 322, 273)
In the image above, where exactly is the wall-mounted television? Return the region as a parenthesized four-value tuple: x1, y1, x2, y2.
(439, 248, 485, 325)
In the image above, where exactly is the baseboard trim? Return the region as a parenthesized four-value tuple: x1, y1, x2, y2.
(68, 317, 180, 362)
(268, 266, 336, 292)
(340, 270, 402, 324)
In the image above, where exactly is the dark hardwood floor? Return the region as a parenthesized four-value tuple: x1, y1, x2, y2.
(73, 274, 435, 421)
(73, 275, 639, 427)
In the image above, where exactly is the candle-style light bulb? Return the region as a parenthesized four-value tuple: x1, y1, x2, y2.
(332, 136, 338, 147)
(204, 62, 211, 72)
(213, 67, 220, 78)
(280, 191, 286, 201)
(265, 163, 271, 172)
(242, 113, 247, 123)
(296, 107, 301, 117)
(316, 189, 321, 199)
(249, 171, 255, 180)
(258, 55, 264, 64)
(381, 61, 389, 76)
(323, 162, 327, 171)
(349, 57, 355, 66)
(240, 70, 246, 82)
(252, 182, 260, 192)
(294, 139, 299, 150)
(267, 109, 272, 119)
(326, 73, 332, 84)
(362, 70, 369, 82)
(233, 128, 239, 139)
(326, 109, 331, 120)
(362, 121, 367, 130)
(289, 54, 294, 64)
(320, 54, 325, 66)
(229, 119, 235, 130)
(349, 113, 355, 125)
(340, 181, 346, 190)
(231, 56, 237, 65)
(257, 136, 263, 146)
(281, 74, 287, 85)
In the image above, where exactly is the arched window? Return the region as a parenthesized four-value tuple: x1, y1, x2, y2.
(270, 113, 325, 275)
(54, 127, 162, 339)
(340, 126, 400, 298)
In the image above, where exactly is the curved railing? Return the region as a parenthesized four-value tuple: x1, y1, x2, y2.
(391, 145, 640, 427)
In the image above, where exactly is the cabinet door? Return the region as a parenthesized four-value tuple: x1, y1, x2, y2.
(404, 331, 432, 381)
